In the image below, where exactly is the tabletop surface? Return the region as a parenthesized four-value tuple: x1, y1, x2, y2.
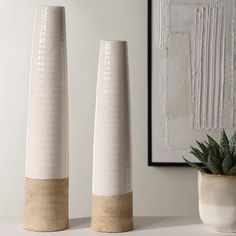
(0, 216, 234, 235)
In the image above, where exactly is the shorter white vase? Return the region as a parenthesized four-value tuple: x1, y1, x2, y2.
(91, 40, 133, 233)
(198, 171, 236, 232)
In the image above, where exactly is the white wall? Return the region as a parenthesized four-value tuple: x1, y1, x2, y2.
(0, 0, 198, 218)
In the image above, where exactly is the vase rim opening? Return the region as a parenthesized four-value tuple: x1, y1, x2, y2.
(199, 171, 236, 178)
(100, 40, 127, 44)
(36, 5, 65, 9)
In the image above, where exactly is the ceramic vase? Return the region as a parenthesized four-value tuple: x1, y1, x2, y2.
(24, 6, 68, 232)
(198, 172, 236, 232)
(91, 40, 133, 233)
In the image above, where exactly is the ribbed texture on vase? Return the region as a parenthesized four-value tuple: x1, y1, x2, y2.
(92, 40, 133, 232)
(92, 40, 132, 196)
(91, 192, 133, 232)
(25, 6, 68, 180)
(24, 6, 68, 232)
(24, 178, 69, 232)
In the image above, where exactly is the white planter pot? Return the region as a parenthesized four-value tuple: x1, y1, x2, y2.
(24, 6, 68, 232)
(91, 40, 133, 233)
(198, 171, 236, 232)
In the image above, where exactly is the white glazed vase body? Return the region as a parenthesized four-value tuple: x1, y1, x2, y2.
(24, 6, 68, 232)
(198, 172, 236, 232)
(91, 41, 133, 232)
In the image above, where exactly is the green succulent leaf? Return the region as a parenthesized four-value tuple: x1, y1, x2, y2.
(222, 155, 235, 174)
(206, 135, 222, 161)
(182, 130, 236, 175)
(182, 157, 207, 173)
(229, 131, 236, 155)
(196, 141, 208, 155)
(190, 146, 207, 165)
(207, 146, 222, 174)
(204, 141, 209, 146)
(207, 135, 220, 150)
(227, 165, 236, 175)
(219, 148, 225, 160)
(220, 129, 230, 157)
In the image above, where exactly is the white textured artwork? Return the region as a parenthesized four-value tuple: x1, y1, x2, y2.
(151, 0, 236, 163)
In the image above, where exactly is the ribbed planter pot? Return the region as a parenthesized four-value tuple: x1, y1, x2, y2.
(24, 6, 69, 232)
(198, 171, 236, 232)
(91, 40, 133, 233)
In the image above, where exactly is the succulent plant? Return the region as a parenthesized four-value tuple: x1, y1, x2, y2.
(183, 129, 236, 175)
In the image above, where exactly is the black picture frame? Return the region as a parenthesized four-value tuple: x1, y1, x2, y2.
(147, 0, 188, 166)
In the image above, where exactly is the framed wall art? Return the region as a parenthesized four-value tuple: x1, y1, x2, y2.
(148, 0, 236, 166)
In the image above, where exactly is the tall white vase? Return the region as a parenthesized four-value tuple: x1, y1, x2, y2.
(24, 6, 68, 232)
(91, 40, 133, 232)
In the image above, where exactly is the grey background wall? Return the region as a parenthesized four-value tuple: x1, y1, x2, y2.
(0, 0, 198, 218)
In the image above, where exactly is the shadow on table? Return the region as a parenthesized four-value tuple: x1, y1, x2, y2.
(68, 216, 201, 231)
(133, 216, 201, 231)
(69, 217, 90, 230)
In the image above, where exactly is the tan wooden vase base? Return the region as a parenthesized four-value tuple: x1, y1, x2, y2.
(24, 178, 69, 232)
(91, 192, 133, 233)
